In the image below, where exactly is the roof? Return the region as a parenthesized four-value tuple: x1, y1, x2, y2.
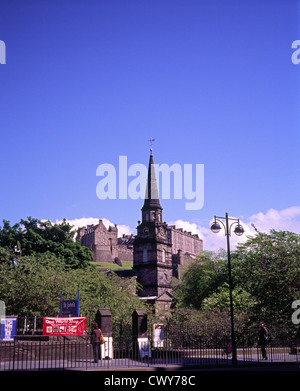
(142, 153, 162, 211)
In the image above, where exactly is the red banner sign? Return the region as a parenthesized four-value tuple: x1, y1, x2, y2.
(43, 317, 87, 336)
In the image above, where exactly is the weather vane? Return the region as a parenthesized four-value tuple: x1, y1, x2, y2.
(149, 138, 155, 154)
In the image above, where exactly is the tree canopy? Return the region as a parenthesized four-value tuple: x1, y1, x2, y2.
(0, 217, 149, 337)
(174, 229, 300, 330)
(0, 217, 93, 269)
(233, 229, 300, 328)
(0, 252, 147, 337)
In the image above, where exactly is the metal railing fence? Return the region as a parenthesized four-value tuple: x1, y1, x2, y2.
(1, 326, 299, 370)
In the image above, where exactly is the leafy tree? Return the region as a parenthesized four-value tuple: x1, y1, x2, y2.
(0, 253, 66, 316)
(0, 217, 93, 269)
(0, 252, 147, 338)
(233, 229, 300, 328)
(0, 247, 12, 264)
(167, 307, 232, 331)
(174, 229, 300, 330)
(174, 251, 228, 309)
(201, 283, 256, 314)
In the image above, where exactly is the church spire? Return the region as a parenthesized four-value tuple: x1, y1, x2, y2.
(141, 150, 162, 222)
(142, 152, 162, 210)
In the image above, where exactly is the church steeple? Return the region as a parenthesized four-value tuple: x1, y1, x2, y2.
(142, 153, 161, 208)
(141, 152, 162, 223)
(133, 147, 173, 303)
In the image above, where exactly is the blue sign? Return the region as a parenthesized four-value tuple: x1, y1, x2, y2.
(61, 300, 79, 317)
(0, 317, 17, 341)
(60, 290, 80, 317)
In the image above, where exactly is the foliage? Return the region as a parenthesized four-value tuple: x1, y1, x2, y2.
(61, 268, 147, 338)
(167, 307, 231, 332)
(0, 217, 93, 269)
(233, 229, 300, 328)
(174, 250, 228, 309)
(174, 229, 300, 330)
(0, 217, 149, 337)
(202, 283, 256, 314)
(0, 252, 147, 338)
(0, 253, 65, 316)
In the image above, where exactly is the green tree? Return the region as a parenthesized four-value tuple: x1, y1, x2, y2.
(174, 251, 228, 309)
(233, 229, 300, 328)
(60, 267, 147, 337)
(173, 229, 300, 330)
(0, 247, 12, 264)
(0, 253, 66, 316)
(0, 252, 147, 337)
(201, 283, 256, 314)
(0, 217, 93, 269)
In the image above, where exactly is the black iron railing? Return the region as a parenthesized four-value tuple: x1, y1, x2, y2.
(0, 327, 299, 371)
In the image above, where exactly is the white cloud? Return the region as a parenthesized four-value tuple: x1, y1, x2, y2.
(168, 219, 206, 240)
(248, 206, 300, 234)
(53, 217, 133, 238)
(169, 206, 300, 252)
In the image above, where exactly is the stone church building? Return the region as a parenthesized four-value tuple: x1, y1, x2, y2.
(78, 150, 203, 311)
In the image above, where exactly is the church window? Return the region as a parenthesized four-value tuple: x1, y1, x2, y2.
(162, 249, 166, 262)
(143, 249, 148, 263)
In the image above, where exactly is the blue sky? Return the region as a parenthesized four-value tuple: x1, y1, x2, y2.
(1, 0, 300, 250)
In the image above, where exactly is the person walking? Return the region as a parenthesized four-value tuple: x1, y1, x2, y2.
(259, 323, 268, 360)
(91, 322, 103, 363)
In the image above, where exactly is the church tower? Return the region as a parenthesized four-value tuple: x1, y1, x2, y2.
(133, 149, 173, 307)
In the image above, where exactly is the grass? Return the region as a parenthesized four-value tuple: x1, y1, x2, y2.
(91, 260, 133, 271)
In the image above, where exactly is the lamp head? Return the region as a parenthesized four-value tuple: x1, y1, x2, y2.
(210, 221, 221, 234)
(234, 224, 244, 236)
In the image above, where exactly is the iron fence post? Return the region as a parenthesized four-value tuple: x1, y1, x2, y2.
(63, 337, 65, 370)
(13, 338, 15, 371)
(86, 337, 88, 370)
(38, 339, 41, 370)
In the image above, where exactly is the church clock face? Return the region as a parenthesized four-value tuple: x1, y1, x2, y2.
(143, 227, 149, 235)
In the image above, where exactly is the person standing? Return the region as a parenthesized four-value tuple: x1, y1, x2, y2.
(91, 322, 103, 363)
(259, 323, 268, 360)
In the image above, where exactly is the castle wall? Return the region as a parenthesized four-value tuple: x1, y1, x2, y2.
(172, 250, 196, 280)
(93, 244, 118, 262)
(168, 226, 203, 255)
(117, 245, 134, 262)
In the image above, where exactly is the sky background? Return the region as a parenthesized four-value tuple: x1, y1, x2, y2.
(1, 0, 300, 251)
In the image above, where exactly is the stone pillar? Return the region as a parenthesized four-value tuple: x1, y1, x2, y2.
(132, 309, 151, 359)
(95, 308, 113, 359)
(132, 309, 147, 339)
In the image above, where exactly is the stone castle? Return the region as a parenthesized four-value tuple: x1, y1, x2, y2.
(77, 220, 134, 263)
(77, 150, 203, 310)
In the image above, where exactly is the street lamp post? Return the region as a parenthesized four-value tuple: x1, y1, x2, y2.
(210, 212, 244, 365)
